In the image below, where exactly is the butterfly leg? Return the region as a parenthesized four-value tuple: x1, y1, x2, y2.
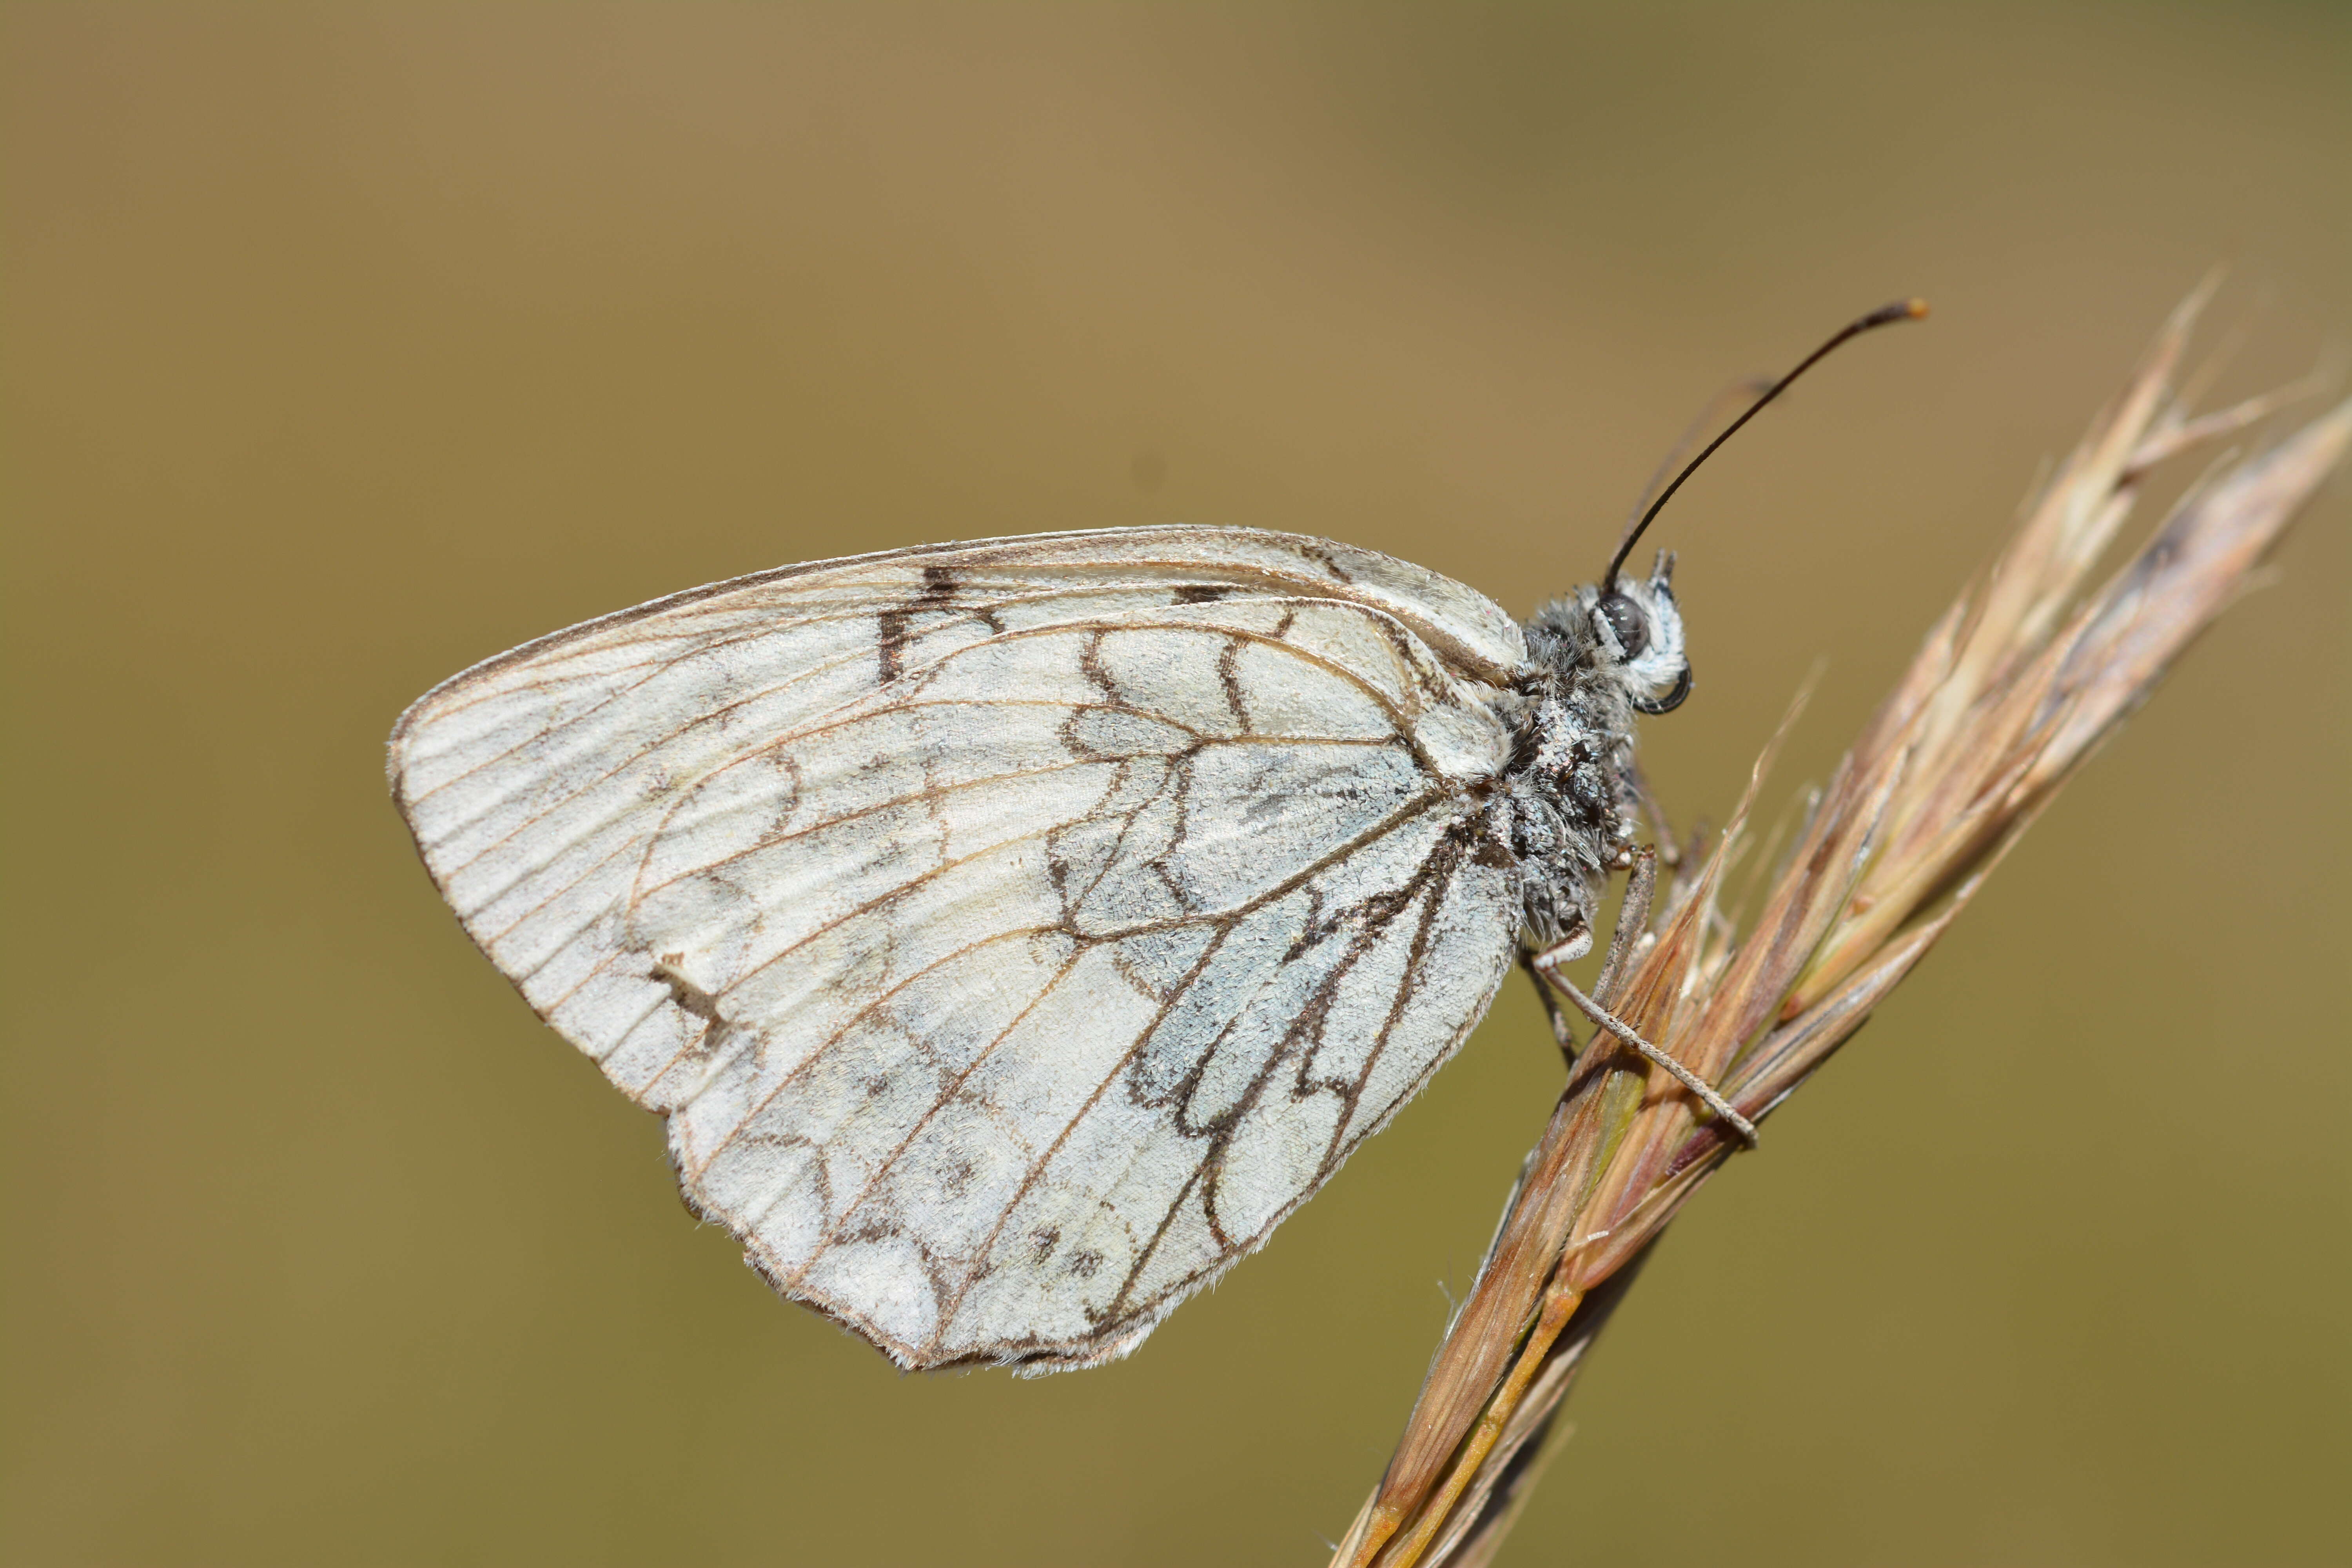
(1519, 846, 1661, 1065)
(1530, 940, 1759, 1147)
(1596, 846, 1658, 998)
(1519, 947, 1583, 1062)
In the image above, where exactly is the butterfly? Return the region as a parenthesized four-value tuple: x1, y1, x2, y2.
(387, 303, 1920, 1371)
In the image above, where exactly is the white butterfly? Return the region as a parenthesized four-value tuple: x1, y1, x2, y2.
(390, 307, 1915, 1372)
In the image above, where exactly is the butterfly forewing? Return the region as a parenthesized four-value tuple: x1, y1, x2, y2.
(390, 526, 1531, 1368)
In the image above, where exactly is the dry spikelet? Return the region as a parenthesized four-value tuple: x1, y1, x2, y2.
(1329, 286, 2352, 1568)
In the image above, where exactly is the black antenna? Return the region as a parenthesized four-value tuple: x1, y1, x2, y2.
(1603, 298, 1928, 590)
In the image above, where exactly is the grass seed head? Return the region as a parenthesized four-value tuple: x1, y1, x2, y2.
(1333, 289, 2352, 1568)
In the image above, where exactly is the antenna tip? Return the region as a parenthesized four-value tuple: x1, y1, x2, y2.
(1863, 298, 1931, 328)
(1903, 297, 1931, 319)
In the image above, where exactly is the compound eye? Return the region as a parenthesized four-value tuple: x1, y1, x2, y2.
(1594, 592, 1649, 660)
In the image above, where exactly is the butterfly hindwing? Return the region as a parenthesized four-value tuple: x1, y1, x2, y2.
(390, 527, 1530, 1368)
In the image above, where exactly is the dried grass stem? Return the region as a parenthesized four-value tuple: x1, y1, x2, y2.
(1330, 290, 2352, 1568)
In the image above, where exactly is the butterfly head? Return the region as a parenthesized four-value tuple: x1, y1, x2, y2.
(1583, 552, 1690, 715)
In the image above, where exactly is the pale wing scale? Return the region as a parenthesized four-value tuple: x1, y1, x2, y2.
(390, 526, 1531, 1369)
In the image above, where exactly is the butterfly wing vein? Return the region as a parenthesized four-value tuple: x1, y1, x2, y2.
(390, 528, 1531, 1368)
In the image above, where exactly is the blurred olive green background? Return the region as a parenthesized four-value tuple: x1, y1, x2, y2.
(5, 5, 2347, 1564)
